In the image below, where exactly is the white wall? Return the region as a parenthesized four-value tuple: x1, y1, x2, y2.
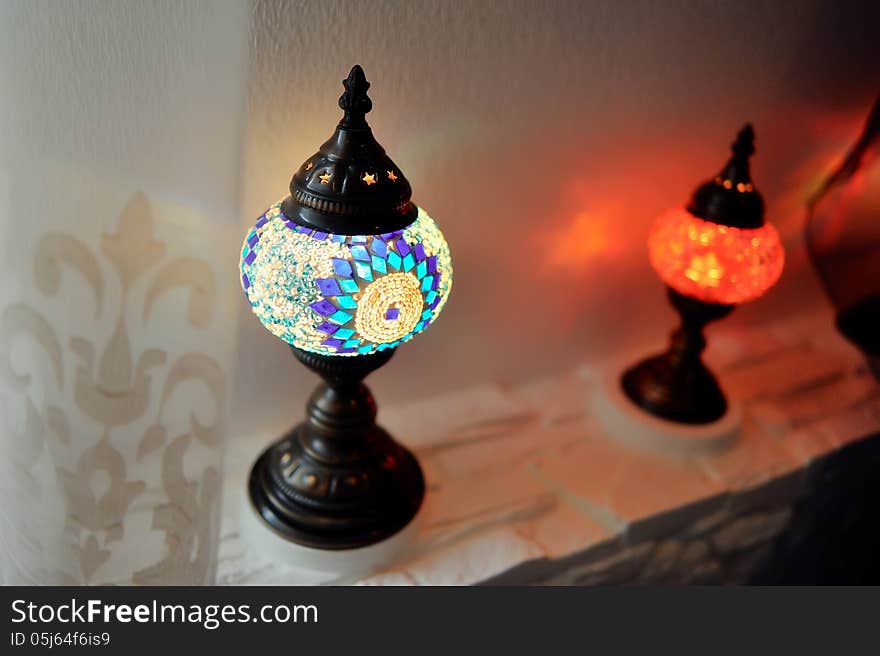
(234, 0, 880, 435)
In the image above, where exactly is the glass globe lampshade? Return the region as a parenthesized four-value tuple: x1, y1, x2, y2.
(241, 66, 451, 551)
(648, 207, 784, 306)
(240, 202, 452, 356)
(622, 124, 784, 425)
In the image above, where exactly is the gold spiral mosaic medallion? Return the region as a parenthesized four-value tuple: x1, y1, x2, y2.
(355, 273, 423, 343)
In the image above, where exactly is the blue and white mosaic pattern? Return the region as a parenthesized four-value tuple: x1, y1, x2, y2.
(240, 201, 452, 356)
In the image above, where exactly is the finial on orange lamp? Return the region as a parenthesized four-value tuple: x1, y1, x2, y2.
(620, 124, 784, 425)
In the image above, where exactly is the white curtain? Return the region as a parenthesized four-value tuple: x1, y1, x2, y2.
(0, 0, 249, 584)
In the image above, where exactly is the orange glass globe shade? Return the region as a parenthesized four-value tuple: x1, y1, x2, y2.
(648, 208, 784, 305)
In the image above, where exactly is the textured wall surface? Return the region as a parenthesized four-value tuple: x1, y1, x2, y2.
(234, 0, 880, 436)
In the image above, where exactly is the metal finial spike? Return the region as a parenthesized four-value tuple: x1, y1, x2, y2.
(732, 123, 756, 160)
(338, 65, 372, 127)
(716, 123, 756, 188)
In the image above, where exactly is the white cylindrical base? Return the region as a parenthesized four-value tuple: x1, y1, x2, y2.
(240, 492, 423, 583)
(590, 357, 742, 455)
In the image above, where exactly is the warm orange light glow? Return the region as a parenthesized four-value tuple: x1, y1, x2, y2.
(541, 210, 617, 273)
(648, 208, 784, 305)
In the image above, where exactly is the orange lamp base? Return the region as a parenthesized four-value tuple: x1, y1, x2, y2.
(621, 288, 733, 425)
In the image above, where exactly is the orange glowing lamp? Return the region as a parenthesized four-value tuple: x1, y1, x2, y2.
(649, 209, 784, 305)
(622, 124, 784, 424)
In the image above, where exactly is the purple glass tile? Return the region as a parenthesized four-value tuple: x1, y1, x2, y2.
(332, 258, 353, 277)
(336, 347, 356, 354)
(315, 278, 342, 296)
(413, 243, 426, 262)
(385, 307, 400, 320)
(312, 231, 328, 241)
(242, 273, 250, 289)
(427, 255, 438, 274)
(285, 220, 297, 230)
(255, 216, 268, 228)
(429, 297, 441, 310)
(316, 321, 338, 334)
(247, 233, 259, 247)
(310, 300, 336, 316)
(395, 238, 411, 257)
(322, 338, 344, 348)
(371, 239, 388, 258)
(244, 251, 256, 265)
(431, 274, 440, 290)
(296, 225, 312, 234)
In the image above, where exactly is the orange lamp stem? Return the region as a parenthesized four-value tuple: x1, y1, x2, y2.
(622, 288, 733, 424)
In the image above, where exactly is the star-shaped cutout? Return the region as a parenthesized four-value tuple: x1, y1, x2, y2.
(362, 172, 377, 186)
(319, 171, 332, 184)
(387, 170, 398, 181)
(305, 162, 313, 171)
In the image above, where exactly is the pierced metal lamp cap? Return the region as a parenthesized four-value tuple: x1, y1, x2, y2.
(686, 124, 765, 229)
(281, 65, 416, 235)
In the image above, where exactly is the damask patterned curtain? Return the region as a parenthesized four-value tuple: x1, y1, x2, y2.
(0, 1, 249, 584)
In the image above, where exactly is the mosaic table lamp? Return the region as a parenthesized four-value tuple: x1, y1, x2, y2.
(621, 124, 784, 424)
(240, 66, 452, 549)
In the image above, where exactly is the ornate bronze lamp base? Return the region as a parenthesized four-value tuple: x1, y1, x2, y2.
(248, 347, 424, 550)
(621, 288, 734, 425)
